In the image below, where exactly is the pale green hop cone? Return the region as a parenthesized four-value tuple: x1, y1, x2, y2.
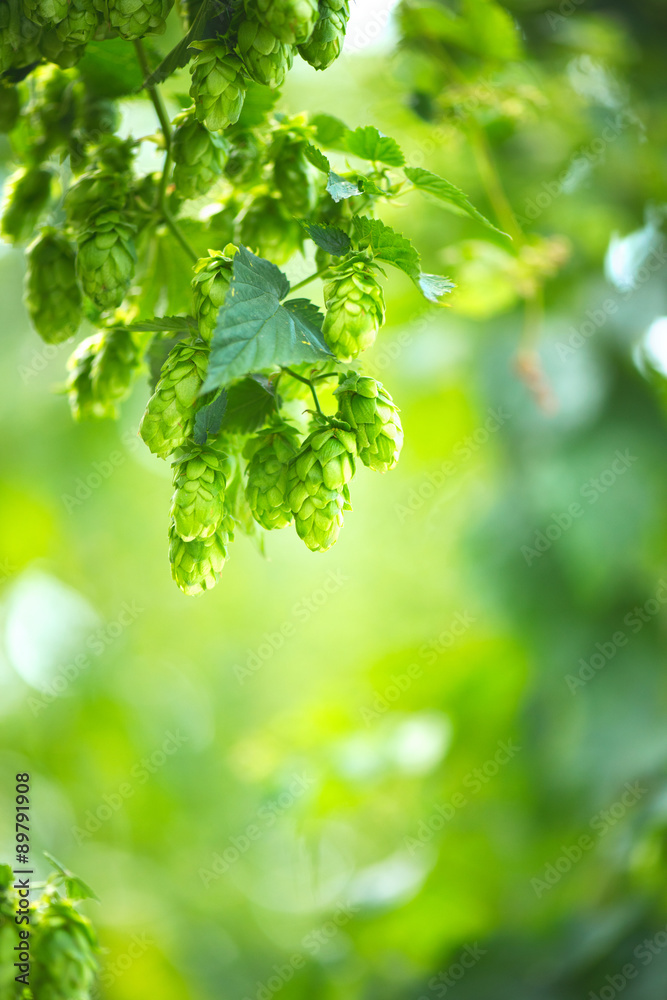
(21, 0, 68, 26)
(237, 17, 294, 87)
(169, 514, 234, 595)
(287, 418, 356, 551)
(172, 108, 229, 200)
(25, 228, 82, 344)
(191, 245, 236, 342)
(335, 371, 403, 472)
(54, 0, 104, 44)
(170, 447, 230, 542)
(245, 0, 318, 44)
(322, 259, 385, 362)
(298, 0, 349, 69)
(140, 341, 209, 458)
(75, 207, 136, 310)
(106, 0, 173, 38)
(245, 421, 301, 530)
(0, 167, 52, 245)
(30, 896, 98, 1000)
(189, 44, 246, 132)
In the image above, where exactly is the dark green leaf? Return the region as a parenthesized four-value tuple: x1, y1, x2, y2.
(203, 246, 332, 390)
(300, 221, 352, 256)
(221, 376, 277, 434)
(140, 0, 211, 89)
(346, 126, 405, 167)
(327, 172, 361, 203)
(194, 389, 227, 444)
(78, 38, 144, 98)
(418, 271, 455, 303)
(404, 166, 507, 235)
(304, 143, 330, 174)
(311, 113, 349, 149)
(126, 316, 198, 334)
(282, 297, 326, 334)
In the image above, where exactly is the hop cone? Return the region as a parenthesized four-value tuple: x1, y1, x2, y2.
(287, 418, 356, 551)
(170, 446, 230, 541)
(273, 137, 318, 215)
(245, 422, 301, 530)
(172, 109, 229, 200)
(246, 0, 318, 44)
(335, 372, 403, 472)
(192, 247, 235, 342)
(0, 81, 19, 132)
(189, 44, 246, 132)
(0, 0, 41, 73)
(55, 0, 103, 43)
(322, 260, 385, 362)
(298, 0, 348, 68)
(76, 207, 136, 310)
(106, 0, 173, 38)
(169, 514, 234, 595)
(240, 195, 302, 264)
(140, 340, 209, 458)
(237, 18, 293, 87)
(22, 0, 68, 26)
(39, 27, 87, 67)
(31, 896, 98, 1000)
(1, 167, 52, 245)
(25, 228, 82, 344)
(66, 330, 138, 419)
(29, 66, 81, 163)
(65, 137, 134, 222)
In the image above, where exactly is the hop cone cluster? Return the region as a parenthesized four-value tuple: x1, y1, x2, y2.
(246, 0, 318, 44)
(322, 260, 385, 362)
(30, 895, 98, 1000)
(190, 44, 246, 131)
(25, 228, 82, 343)
(107, 0, 173, 38)
(76, 208, 136, 310)
(0, 167, 52, 244)
(299, 0, 349, 69)
(237, 17, 293, 87)
(335, 372, 403, 472)
(273, 137, 318, 215)
(172, 109, 229, 200)
(140, 340, 209, 458)
(287, 418, 356, 551)
(245, 421, 301, 530)
(192, 247, 235, 342)
(170, 447, 230, 541)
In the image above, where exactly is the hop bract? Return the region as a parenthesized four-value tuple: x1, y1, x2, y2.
(237, 17, 294, 87)
(246, 0, 318, 45)
(54, 0, 104, 44)
(169, 514, 234, 595)
(25, 228, 82, 344)
(245, 421, 301, 530)
(190, 44, 246, 132)
(75, 207, 136, 310)
(192, 246, 236, 342)
(172, 109, 229, 200)
(31, 894, 98, 1000)
(22, 0, 68, 26)
(170, 447, 230, 542)
(335, 372, 403, 472)
(140, 341, 209, 458)
(298, 0, 349, 70)
(322, 259, 385, 362)
(287, 418, 356, 551)
(107, 0, 173, 38)
(0, 167, 52, 245)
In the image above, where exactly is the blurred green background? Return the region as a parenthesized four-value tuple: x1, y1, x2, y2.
(3, 1, 667, 997)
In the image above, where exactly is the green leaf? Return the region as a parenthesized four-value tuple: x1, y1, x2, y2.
(357, 175, 385, 198)
(300, 221, 352, 256)
(203, 246, 332, 391)
(78, 38, 144, 98)
(311, 113, 349, 149)
(194, 389, 227, 444)
(304, 143, 330, 174)
(419, 272, 455, 303)
(404, 166, 507, 235)
(345, 126, 405, 167)
(140, 0, 211, 89)
(126, 316, 198, 334)
(282, 297, 326, 333)
(327, 172, 361, 203)
(352, 215, 421, 278)
(44, 852, 100, 902)
(220, 376, 276, 434)
(398, 0, 521, 61)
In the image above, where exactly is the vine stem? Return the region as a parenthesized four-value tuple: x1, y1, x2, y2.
(289, 266, 331, 293)
(133, 39, 172, 150)
(281, 367, 325, 416)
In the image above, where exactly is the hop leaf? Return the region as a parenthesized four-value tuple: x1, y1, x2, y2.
(335, 372, 403, 472)
(322, 258, 385, 362)
(286, 417, 356, 551)
(237, 17, 294, 87)
(106, 0, 173, 38)
(169, 514, 234, 595)
(172, 108, 229, 200)
(140, 340, 209, 458)
(76, 207, 136, 310)
(170, 446, 230, 542)
(298, 0, 349, 70)
(31, 893, 99, 1000)
(0, 167, 52, 245)
(25, 228, 83, 344)
(245, 420, 301, 530)
(191, 246, 236, 342)
(245, 0, 319, 45)
(189, 44, 247, 132)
